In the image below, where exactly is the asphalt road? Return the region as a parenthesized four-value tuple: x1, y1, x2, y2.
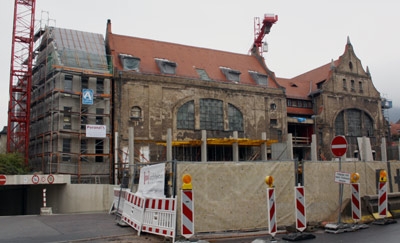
(0, 213, 163, 243)
(1, 213, 399, 243)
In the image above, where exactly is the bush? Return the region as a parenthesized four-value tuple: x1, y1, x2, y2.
(0, 153, 29, 175)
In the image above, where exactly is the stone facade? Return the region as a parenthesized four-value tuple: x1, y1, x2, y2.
(313, 42, 385, 160)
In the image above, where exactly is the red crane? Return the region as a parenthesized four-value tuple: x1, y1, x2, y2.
(7, 0, 36, 164)
(253, 14, 278, 56)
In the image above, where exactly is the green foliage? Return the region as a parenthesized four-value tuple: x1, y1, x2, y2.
(0, 153, 29, 175)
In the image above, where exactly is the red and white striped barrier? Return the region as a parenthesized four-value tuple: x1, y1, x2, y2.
(267, 188, 277, 237)
(351, 183, 361, 221)
(378, 182, 388, 218)
(121, 192, 146, 234)
(141, 197, 177, 242)
(295, 186, 306, 232)
(181, 189, 194, 239)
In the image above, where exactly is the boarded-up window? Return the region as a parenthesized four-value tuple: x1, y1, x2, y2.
(228, 104, 243, 131)
(200, 99, 223, 130)
(177, 101, 195, 129)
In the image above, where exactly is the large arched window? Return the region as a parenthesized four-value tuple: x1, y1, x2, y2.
(176, 99, 244, 131)
(334, 109, 374, 137)
(177, 101, 194, 129)
(228, 104, 243, 131)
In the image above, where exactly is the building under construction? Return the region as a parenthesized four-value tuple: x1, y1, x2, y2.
(29, 27, 113, 183)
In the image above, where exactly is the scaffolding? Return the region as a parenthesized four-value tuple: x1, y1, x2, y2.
(29, 26, 113, 184)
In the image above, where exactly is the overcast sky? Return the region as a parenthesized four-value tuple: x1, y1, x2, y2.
(1, 0, 399, 128)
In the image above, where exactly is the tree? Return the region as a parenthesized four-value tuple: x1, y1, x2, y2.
(0, 153, 29, 175)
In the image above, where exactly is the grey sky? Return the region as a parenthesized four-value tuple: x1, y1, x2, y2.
(1, 0, 399, 128)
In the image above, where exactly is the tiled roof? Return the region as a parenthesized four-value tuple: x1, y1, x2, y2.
(277, 60, 339, 99)
(106, 21, 280, 88)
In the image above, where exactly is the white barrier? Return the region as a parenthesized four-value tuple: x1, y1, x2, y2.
(121, 192, 146, 234)
(111, 187, 130, 216)
(141, 197, 177, 242)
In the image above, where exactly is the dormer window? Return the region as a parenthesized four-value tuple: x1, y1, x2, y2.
(119, 54, 140, 71)
(155, 58, 177, 74)
(220, 67, 241, 82)
(196, 68, 211, 81)
(249, 71, 268, 85)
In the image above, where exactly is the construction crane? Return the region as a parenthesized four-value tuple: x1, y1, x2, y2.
(253, 14, 278, 56)
(7, 0, 37, 164)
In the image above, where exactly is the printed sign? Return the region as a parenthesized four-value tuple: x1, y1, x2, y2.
(335, 171, 351, 184)
(86, 124, 106, 138)
(137, 163, 165, 197)
(82, 89, 94, 105)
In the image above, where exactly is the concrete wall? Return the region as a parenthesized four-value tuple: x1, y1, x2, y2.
(22, 184, 115, 215)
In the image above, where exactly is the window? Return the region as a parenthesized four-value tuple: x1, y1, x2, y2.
(342, 79, 347, 90)
(96, 78, 104, 94)
(220, 67, 241, 82)
(270, 119, 278, 126)
(200, 99, 224, 130)
(155, 58, 177, 74)
(130, 106, 142, 120)
(177, 101, 195, 129)
(63, 138, 71, 153)
(81, 139, 87, 154)
(335, 111, 344, 135)
(334, 109, 374, 137)
(119, 54, 140, 71)
(228, 104, 243, 131)
(81, 77, 88, 90)
(63, 106, 72, 129)
(351, 80, 355, 92)
(96, 108, 104, 125)
(95, 139, 104, 162)
(195, 68, 211, 81)
(81, 108, 87, 130)
(359, 81, 363, 93)
(249, 71, 268, 85)
(64, 75, 73, 91)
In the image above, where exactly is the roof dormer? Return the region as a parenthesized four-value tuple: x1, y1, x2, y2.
(119, 54, 140, 71)
(155, 58, 177, 74)
(220, 67, 241, 83)
(249, 71, 268, 86)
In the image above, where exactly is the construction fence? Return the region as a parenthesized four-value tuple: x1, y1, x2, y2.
(172, 160, 400, 235)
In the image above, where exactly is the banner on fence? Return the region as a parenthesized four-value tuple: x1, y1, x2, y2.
(137, 163, 165, 198)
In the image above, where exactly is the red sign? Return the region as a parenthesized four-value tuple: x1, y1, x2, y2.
(331, 136, 348, 157)
(0, 175, 6, 185)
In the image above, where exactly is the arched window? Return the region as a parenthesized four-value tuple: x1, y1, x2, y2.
(228, 104, 243, 131)
(334, 109, 374, 137)
(130, 106, 142, 120)
(177, 101, 194, 129)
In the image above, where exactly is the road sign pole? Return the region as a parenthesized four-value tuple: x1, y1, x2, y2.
(338, 157, 343, 225)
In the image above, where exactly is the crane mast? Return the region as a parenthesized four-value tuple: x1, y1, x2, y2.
(253, 14, 278, 56)
(7, 0, 36, 164)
